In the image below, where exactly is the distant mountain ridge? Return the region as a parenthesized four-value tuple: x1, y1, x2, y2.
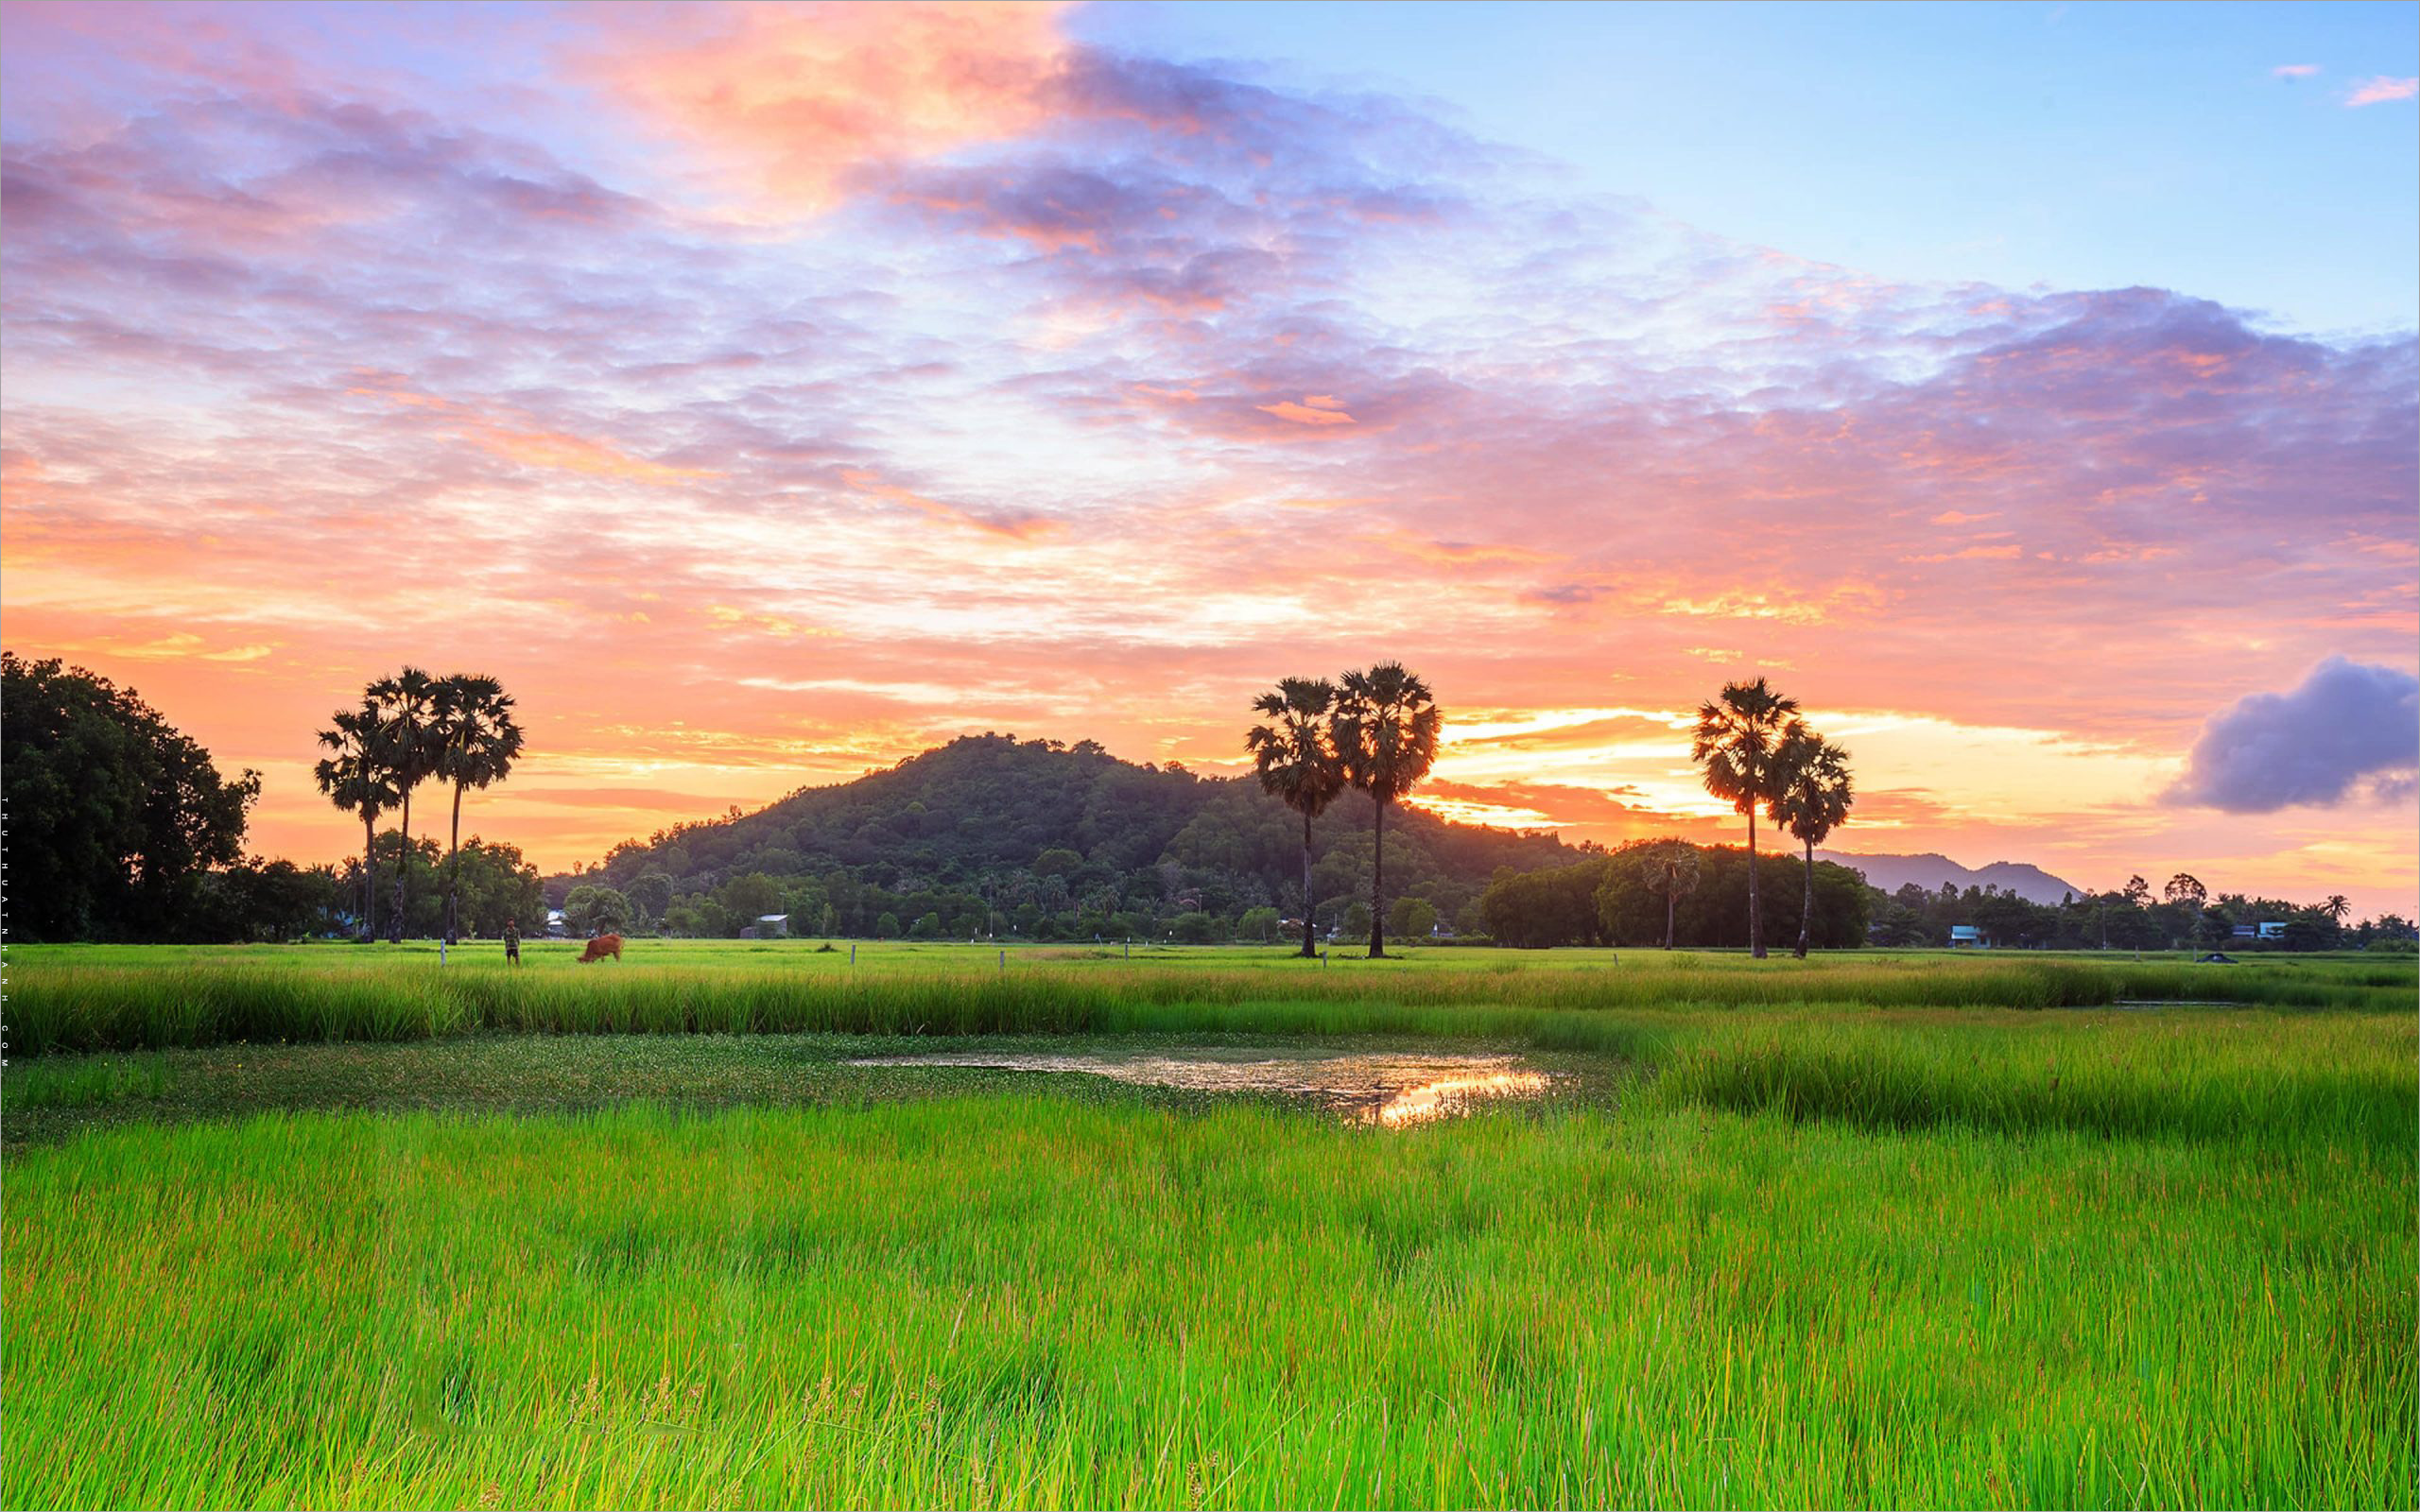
(1814, 850, 2088, 906)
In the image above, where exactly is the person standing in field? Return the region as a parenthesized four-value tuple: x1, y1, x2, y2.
(504, 919, 521, 966)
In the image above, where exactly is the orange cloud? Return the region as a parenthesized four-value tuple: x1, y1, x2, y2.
(578, 1, 1072, 215)
(1256, 398, 1357, 426)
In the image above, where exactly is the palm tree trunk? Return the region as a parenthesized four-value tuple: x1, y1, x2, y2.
(1368, 798, 1388, 958)
(445, 781, 465, 946)
(1665, 884, 1676, 950)
(1747, 806, 1764, 958)
(1300, 807, 1318, 958)
(1795, 834, 1814, 958)
(362, 813, 378, 942)
(391, 790, 410, 942)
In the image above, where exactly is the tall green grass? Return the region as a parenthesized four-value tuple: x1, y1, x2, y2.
(11, 951, 2408, 1056)
(1650, 1011, 2416, 1151)
(6, 1093, 2408, 1508)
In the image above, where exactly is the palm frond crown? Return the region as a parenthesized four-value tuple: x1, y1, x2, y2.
(1691, 677, 1801, 814)
(1769, 729, 1855, 849)
(1334, 662, 1442, 803)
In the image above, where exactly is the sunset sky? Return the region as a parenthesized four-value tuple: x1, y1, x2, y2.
(3, 1, 2414, 914)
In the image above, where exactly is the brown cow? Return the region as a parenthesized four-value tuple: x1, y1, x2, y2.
(578, 934, 624, 964)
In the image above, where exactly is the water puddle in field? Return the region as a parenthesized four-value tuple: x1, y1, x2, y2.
(844, 1049, 1554, 1126)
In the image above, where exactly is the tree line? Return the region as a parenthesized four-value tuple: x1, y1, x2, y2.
(314, 667, 525, 942)
(1867, 871, 2416, 953)
(1478, 841, 1874, 949)
(1, 653, 544, 943)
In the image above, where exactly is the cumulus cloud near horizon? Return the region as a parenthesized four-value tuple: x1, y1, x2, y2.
(2163, 658, 2420, 813)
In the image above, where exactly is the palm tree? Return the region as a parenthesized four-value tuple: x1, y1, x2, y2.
(315, 703, 398, 941)
(1690, 678, 1800, 958)
(1245, 678, 1347, 958)
(1636, 839, 1702, 950)
(1333, 662, 1442, 959)
(2324, 894, 2351, 925)
(432, 673, 526, 945)
(368, 666, 441, 941)
(1769, 727, 1855, 959)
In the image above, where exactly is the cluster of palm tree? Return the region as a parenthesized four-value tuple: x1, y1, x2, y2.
(1245, 662, 1442, 959)
(1691, 677, 1856, 958)
(314, 668, 525, 944)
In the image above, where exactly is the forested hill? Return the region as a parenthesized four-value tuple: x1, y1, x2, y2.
(560, 732, 1575, 938)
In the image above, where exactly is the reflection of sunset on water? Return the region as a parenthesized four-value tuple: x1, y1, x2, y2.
(1360, 1072, 1554, 1127)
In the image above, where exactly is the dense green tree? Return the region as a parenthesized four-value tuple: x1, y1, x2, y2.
(446, 838, 548, 937)
(368, 666, 443, 940)
(431, 673, 525, 945)
(1691, 678, 1800, 959)
(1237, 905, 1281, 942)
(718, 871, 784, 921)
(336, 833, 442, 936)
(1484, 856, 1615, 947)
(1769, 728, 1856, 958)
(1033, 847, 1083, 877)
(1167, 911, 1220, 943)
(184, 858, 343, 943)
(316, 700, 397, 940)
(1333, 664, 1442, 959)
(1245, 677, 1348, 958)
(1339, 901, 1373, 943)
(874, 911, 901, 939)
(626, 870, 676, 923)
(1388, 896, 1438, 939)
(562, 884, 631, 937)
(2, 654, 261, 940)
(1635, 840, 1702, 950)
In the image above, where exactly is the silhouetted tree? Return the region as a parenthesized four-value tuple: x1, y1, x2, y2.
(1245, 677, 1346, 957)
(368, 666, 442, 940)
(1333, 663, 1442, 959)
(3, 653, 260, 940)
(1691, 678, 1800, 958)
(315, 701, 397, 941)
(1770, 728, 1855, 958)
(432, 673, 525, 945)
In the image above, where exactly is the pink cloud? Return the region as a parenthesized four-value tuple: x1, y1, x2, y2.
(2272, 63, 2321, 79)
(2344, 76, 2418, 107)
(573, 2, 1072, 214)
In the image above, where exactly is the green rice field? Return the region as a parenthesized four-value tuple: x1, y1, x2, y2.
(4, 943, 2413, 1507)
